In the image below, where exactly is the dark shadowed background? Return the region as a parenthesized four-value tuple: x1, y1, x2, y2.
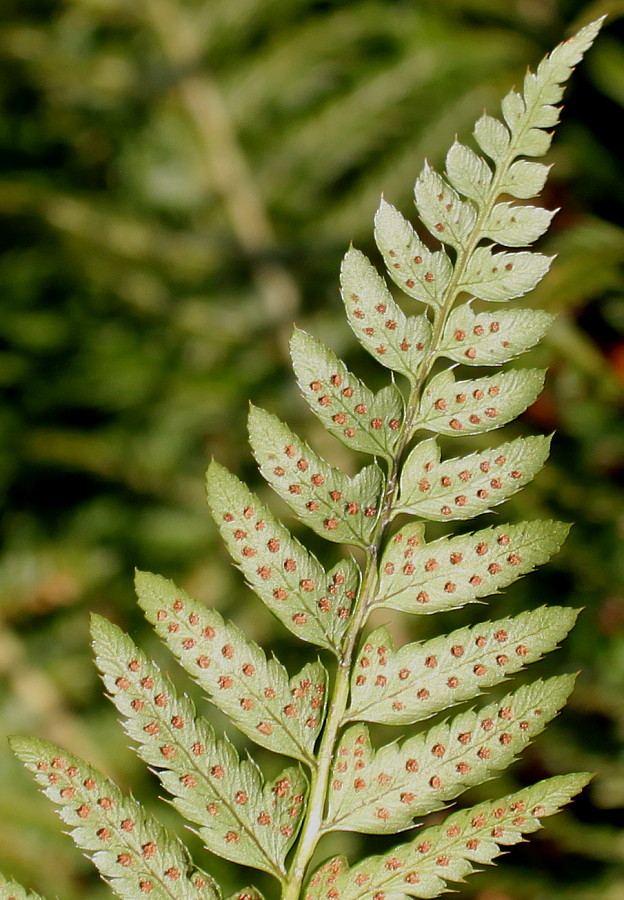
(1, 1, 623, 897)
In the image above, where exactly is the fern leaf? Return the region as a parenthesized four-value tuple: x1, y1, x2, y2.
(206, 460, 358, 653)
(473, 112, 511, 165)
(439, 306, 553, 367)
(482, 202, 556, 247)
(373, 200, 452, 310)
(498, 159, 550, 199)
(11, 737, 221, 900)
(413, 164, 477, 250)
(307, 774, 591, 900)
(414, 368, 545, 437)
(444, 142, 493, 203)
(92, 616, 306, 878)
(397, 435, 551, 521)
(347, 605, 578, 725)
(5, 18, 603, 900)
(325, 675, 574, 834)
(374, 519, 568, 615)
(290, 328, 404, 462)
(136, 571, 327, 764)
(0, 875, 46, 900)
(225, 889, 265, 900)
(457, 246, 553, 301)
(340, 247, 432, 382)
(248, 405, 384, 548)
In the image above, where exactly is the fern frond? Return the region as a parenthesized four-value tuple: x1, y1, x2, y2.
(290, 328, 404, 463)
(248, 405, 384, 548)
(374, 200, 453, 309)
(340, 248, 433, 383)
(415, 367, 546, 436)
(9, 16, 604, 900)
(456, 244, 553, 301)
(225, 889, 265, 900)
(439, 305, 553, 366)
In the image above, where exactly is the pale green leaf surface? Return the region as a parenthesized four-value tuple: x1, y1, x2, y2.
(458, 246, 553, 301)
(307, 774, 591, 900)
(500, 89, 525, 133)
(225, 889, 265, 900)
(373, 200, 452, 309)
(249, 406, 384, 549)
(11, 737, 220, 900)
(92, 616, 306, 878)
(348, 604, 577, 725)
(439, 306, 553, 366)
(340, 247, 432, 381)
(136, 571, 327, 764)
(498, 160, 550, 200)
(514, 126, 554, 157)
(326, 676, 574, 834)
(482, 202, 555, 247)
(445, 142, 493, 204)
(207, 461, 358, 653)
(413, 164, 477, 250)
(415, 368, 545, 437)
(290, 328, 404, 462)
(0, 875, 46, 900)
(473, 113, 510, 165)
(375, 518, 568, 616)
(397, 435, 551, 521)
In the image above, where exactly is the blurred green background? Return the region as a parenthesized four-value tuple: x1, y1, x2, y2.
(1, 0, 623, 898)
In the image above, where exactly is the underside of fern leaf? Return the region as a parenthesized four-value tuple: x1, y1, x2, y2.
(6, 17, 604, 900)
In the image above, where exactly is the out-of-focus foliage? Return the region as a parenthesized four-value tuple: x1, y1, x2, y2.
(0, 1, 623, 898)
